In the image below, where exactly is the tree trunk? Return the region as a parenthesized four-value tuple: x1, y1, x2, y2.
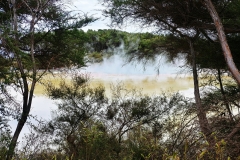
(217, 68, 233, 121)
(6, 1, 37, 159)
(6, 109, 30, 160)
(202, 0, 240, 140)
(189, 39, 213, 143)
(202, 0, 240, 85)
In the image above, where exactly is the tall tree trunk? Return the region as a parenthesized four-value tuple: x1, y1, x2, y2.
(6, 1, 37, 159)
(217, 68, 233, 121)
(6, 108, 30, 160)
(189, 39, 212, 143)
(202, 0, 240, 85)
(202, 0, 240, 140)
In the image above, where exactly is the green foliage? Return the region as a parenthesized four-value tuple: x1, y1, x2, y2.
(87, 52, 104, 63)
(85, 29, 126, 54)
(0, 117, 11, 159)
(84, 29, 166, 63)
(28, 78, 205, 160)
(10, 78, 240, 159)
(44, 75, 111, 159)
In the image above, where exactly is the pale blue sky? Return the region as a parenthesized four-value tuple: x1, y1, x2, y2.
(66, 0, 152, 32)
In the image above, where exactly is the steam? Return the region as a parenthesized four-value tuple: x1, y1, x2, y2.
(84, 39, 185, 76)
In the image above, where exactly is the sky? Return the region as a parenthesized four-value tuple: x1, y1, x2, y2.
(69, 0, 109, 31)
(65, 0, 152, 32)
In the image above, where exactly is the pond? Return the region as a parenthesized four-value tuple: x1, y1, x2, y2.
(9, 54, 194, 142)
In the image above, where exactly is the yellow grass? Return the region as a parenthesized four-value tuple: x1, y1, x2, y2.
(34, 74, 71, 95)
(33, 73, 194, 96)
(85, 76, 193, 97)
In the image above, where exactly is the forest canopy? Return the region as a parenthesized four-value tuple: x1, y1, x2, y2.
(1, 0, 240, 159)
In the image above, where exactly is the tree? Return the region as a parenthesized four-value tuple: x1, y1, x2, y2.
(200, 0, 240, 141)
(202, 0, 240, 85)
(0, 0, 95, 159)
(101, 0, 213, 144)
(104, 84, 174, 159)
(43, 74, 110, 159)
(43, 72, 191, 159)
(84, 29, 164, 63)
(101, 0, 240, 145)
(0, 103, 11, 159)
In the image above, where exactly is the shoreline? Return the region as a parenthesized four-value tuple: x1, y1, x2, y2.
(34, 72, 194, 96)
